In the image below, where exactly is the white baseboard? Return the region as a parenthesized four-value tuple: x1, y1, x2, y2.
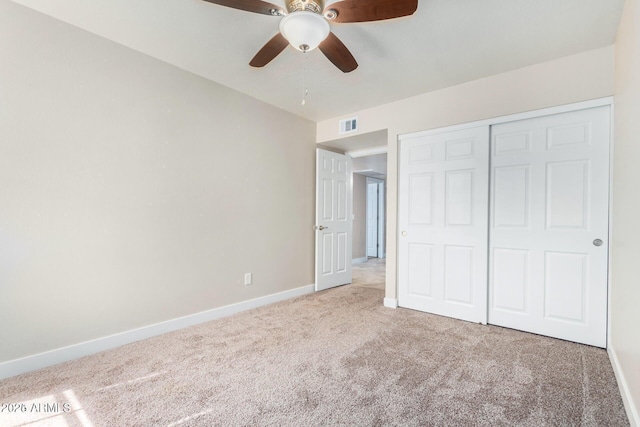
(609, 345, 640, 426)
(0, 284, 314, 381)
(352, 257, 368, 264)
(384, 298, 398, 309)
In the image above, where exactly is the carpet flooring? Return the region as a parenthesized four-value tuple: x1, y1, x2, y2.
(0, 259, 629, 426)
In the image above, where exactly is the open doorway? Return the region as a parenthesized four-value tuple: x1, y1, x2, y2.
(315, 129, 388, 290)
(352, 153, 387, 263)
(352, 154, 387, 290)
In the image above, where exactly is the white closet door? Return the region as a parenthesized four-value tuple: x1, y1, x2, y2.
(399, 126, 489, 324)
(489, 106, 610, 347)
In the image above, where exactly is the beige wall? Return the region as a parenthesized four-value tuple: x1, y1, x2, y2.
(352, 174, 367, 260)
(316, 45, 615, 301)
(612, 0, 640, 422)
(0, 1, 315, 363)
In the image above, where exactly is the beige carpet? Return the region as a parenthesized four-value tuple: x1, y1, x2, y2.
(352, 258, 386, 290)
(0, 261, 629, 426)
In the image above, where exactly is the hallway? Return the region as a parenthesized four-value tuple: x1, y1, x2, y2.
(351, 258, 385, 290)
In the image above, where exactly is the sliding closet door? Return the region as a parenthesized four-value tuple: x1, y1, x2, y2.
(489, 106, 610, 347)
(398, 126, 489, 324)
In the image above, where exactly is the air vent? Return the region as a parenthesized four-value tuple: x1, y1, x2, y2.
(339, 117, 358, 135)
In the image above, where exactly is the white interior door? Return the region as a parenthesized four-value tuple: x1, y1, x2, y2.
(315, 148, 352, 291)
(398, 126, 489, 324)
(489, 106, 610, 347)
(366, 179, 379, 257)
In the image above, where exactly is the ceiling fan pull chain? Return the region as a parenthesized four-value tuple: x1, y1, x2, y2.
(301, 52, 309, 106)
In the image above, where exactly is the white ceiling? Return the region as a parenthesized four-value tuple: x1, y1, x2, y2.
(11, 0, 625, 122)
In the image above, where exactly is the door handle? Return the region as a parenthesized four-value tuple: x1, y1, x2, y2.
(314, 225, 328, 231)
(593, 239, 604, 247)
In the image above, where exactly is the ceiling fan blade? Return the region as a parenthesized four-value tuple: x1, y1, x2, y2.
(319, 32, 358, 73)
(201, 0, 285, 16)
(325, 0, 418, 23)
(249, 33, 289, 67)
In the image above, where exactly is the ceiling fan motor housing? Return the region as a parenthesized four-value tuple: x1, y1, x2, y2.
(286, 0, 324, 14)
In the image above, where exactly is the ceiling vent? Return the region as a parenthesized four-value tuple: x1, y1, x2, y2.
(339, 117, 358, 135)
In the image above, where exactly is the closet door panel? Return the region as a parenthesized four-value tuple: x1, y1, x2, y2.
(489, 106, 610, 348)
(399, 126, 489, 324)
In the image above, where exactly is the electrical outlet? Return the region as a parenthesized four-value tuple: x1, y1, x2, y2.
(244, 273, 252, 286)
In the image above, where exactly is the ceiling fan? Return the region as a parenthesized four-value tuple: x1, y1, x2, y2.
(202, 0, 418, 73)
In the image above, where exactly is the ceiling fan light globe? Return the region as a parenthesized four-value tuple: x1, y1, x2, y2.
(279, 11, 330, 52)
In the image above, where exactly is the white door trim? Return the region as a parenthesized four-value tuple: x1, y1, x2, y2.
(607, 103, 615, 349)
(400, 97, 614, 143)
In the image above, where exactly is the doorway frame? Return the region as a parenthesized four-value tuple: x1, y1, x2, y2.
(348, 147, 389, 267)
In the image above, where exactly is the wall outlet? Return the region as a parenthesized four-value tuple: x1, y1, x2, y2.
(244, 273, 252, 286)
